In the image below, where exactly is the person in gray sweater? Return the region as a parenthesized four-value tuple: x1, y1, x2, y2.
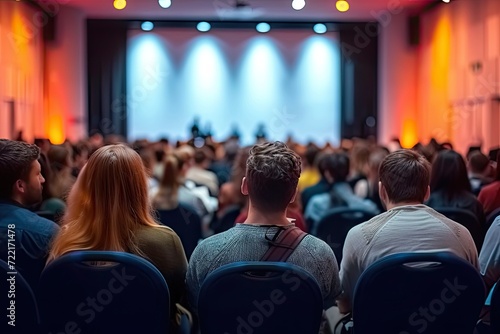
(186, 141, 341, 313)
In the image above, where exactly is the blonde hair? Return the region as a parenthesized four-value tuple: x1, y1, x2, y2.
(48, 144, 158, 262)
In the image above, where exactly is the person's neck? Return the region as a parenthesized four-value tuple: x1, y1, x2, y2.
(244, 205, 291, 227)
(385, 201, 423, 211)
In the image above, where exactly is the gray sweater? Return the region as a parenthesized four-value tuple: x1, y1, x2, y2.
(186, 223, 341, 312)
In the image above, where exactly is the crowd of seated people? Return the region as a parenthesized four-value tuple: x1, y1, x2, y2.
(1, 132, 500, 333)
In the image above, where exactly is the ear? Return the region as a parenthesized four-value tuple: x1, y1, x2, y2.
(378, 181, 388, 204)
(240, 176, 248, 195)
(13, 179, 26, 196)
(423, 185, 430, 202)
(324, 170, 333, 183)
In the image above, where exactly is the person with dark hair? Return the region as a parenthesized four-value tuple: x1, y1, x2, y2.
(337, 150, 478, 314)
(300, 152, 335, 213)
(187, 141, 341, 315)
(297, 144, 321, 191)
(478, 151, 500, 216)
(304, 152, 379, 232)
(0, 139, 59, 291)
(468, 151, 494, 195)
(426, 150, 485, 226)
(186, 148, 219, 196)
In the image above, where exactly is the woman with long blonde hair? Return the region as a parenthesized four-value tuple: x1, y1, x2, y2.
(48, 144, 188, 331)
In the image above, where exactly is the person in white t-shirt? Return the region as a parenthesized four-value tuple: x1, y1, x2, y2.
(337, 149, 479, 313)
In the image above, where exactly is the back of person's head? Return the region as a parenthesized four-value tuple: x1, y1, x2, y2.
(379, 149, 431, 204)
(50, 144, 156, 260)
(430, 150, 471, 195)
(468, 151, 490, 174)
(0, 139, 40, 200)
(304, 144, 320, 168)
(48, 145, 72, 173)
(350, 143, 370, 174)
(194, 148, 208, 165)
(245, 141, 301, 213)
(323, 152, 350, 182)
(158, 154, 182, 191)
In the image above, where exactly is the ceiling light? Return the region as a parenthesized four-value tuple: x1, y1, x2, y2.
(313, 23, 327, 34)
(113, 0, 127, 10)
(141, 21, 154, 31)
(159, 0, 171, 8)
(336, 0, 349, 12)
(442, 0, 450, 2)
(291, 0, 306, 11)
(197, 22, 211, 32)
(256, 22, 271, 33)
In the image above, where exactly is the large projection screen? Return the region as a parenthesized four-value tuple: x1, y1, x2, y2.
(127, 27, 341, 146)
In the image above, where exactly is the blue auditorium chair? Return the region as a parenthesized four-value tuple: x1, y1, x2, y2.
(198, 261, 323, 334)
(433, 207, 485, 251)
(353, 252, 485, 334)
(156, 203, 202, 259)
(38, 251, 170, 334)
(314, 208, 375, 265)
(1, 259, 40, 334)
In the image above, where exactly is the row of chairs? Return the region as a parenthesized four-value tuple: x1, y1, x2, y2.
(1, 250, 494, 334)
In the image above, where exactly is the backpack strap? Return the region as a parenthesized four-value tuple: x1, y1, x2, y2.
(260, 226, 308, 262)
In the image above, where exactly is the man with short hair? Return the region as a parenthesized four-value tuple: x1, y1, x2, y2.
(187, 141, 341, 312)
(0, 139, 59, 291)
(337, 149, 478, 313)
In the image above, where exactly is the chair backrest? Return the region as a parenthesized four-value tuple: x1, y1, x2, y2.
(433, 207, 484, 251)
(38, 251, 170, 334)
(315, 208, 375, 265)
(198, 261, 323, 334)
(156, 203, 202, 259)
(0, 259, 40, 334)
(353, 252, 485, 334)
(212, 204, 241, 234)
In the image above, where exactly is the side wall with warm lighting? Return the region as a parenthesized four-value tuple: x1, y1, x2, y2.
(0, 1, 44, 142)
(44, 6, 87, 144)
(379, 8, 418, 148)
(380, 0, 500, 153)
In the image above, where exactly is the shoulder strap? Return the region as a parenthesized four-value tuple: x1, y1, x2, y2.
(260, 227, 308, 262)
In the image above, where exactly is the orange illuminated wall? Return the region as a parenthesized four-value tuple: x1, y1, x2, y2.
(0, 1, 44, 141)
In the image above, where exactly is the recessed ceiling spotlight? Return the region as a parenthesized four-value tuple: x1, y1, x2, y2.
(291, 0, 306, 11)
(336, 0, 349, 12)
(159, 0, 171, 9)
(141, 21, 154, 31)
(313, 23, 327, 34)
(113, 0, 127, 10)
(256, 22, 271, 33)
(197, 22, 211, 32)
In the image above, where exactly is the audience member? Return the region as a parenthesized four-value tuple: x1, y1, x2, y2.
(354, 147, 389, 213)
(47, 145, 76, 200)
(479, 216, 500, 291)
(478, 151, 500, 217)
(48, 144, 188, 331)
(36, 152, 66, 222)
(186, 148, 219, 196)
(151, 154, 208, 222)
(347, 143, 370, 190)
(337, 149, 478, 313)
(297, 143, 321, 192)
(187, 141, 341, 314)
(304, 152, 379, 232)
(468, 151, 494, 195)
(0, 140, 59, 291)
(426, 149, 485, 227)
(301, 153, 336, 214)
